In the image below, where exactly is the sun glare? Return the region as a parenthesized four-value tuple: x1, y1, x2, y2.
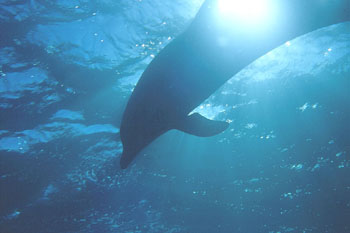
(217, 0, 271, 25)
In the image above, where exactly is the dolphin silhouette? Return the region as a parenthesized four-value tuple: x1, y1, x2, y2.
(119, 0, 350, 169)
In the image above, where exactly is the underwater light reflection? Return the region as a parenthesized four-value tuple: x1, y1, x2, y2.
(216, 0, 276, 29)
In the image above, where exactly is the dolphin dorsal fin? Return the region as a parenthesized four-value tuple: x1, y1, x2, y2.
(176, 113, 229, 137)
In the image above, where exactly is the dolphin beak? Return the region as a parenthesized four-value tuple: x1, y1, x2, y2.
(120, 151, 133, 169)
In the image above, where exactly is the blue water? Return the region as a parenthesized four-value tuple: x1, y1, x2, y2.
(1, 0, 350, 232)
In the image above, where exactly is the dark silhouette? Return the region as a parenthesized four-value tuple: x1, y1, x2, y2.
(120, 0, 350, 168)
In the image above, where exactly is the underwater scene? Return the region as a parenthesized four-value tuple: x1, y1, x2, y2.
(1, 0, 350, 232)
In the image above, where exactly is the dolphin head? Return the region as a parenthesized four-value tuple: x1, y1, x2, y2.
(120, 150, 135, 169)
(119, 127, 144, 169)
(119, 118, 168, 169)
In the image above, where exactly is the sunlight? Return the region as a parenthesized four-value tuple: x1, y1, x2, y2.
(217, 0, 272, 26)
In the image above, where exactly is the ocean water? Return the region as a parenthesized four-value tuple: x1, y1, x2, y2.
(0, 0, 350, 232)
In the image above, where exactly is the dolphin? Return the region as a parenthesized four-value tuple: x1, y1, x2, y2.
(119, 0, 350, 169)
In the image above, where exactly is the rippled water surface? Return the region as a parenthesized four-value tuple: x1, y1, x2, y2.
(1, 1, 350, 232)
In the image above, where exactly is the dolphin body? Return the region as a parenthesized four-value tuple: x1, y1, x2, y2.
(119, 0, 350, 169)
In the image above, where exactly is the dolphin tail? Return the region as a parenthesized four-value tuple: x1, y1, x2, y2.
(175, 113, 229, 137)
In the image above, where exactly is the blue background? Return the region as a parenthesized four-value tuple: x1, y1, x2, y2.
(0, 0, 349, 232)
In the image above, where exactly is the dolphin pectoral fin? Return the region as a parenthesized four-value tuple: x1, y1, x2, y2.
(176, 113, 229, 137)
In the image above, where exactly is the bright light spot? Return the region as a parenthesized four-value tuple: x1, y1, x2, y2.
(328, 48, 332, 52)
(218, 0, 269, 23)
(299, 103, 309, 112)
(285, 41, 291, 47)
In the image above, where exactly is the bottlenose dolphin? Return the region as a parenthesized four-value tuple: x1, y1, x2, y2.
(119, 0, 350, 169)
